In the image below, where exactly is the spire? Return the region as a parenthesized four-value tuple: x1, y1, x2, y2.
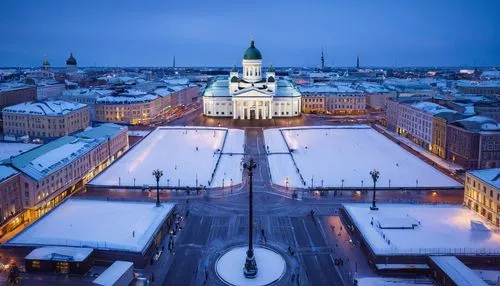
(173, 56, 176, 68)
(321, 49, 325, 70)
(356, 55, 360, 69)
(250, 34, 255, 47)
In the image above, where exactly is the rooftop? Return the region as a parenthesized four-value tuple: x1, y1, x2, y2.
(469, 168, 500, 189)
(2, 100, 87, 116)
(6, 123, 125, 180)
(93, 261, 133, 286)
(430, 256, 487, 286)
(343, 203, 500, 256)
(7, 199, 175, 253)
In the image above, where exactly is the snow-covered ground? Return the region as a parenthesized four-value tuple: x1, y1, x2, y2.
(264, 126, 461, 189)
(357, 277, 433, 286)
(343, 203, 500, 256)
(90, 127, 244, 188)
(0, 142, 39, 161)
(216, 246, 286, 286)
(376, 124, 463, 172)
(8, 199, 175, 253)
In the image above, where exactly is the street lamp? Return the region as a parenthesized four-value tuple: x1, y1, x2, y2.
(152, 169, 163, 207)
(285, 177, 289, 192)
(370, 169, 380, 210)
(243, 158, 258, 278)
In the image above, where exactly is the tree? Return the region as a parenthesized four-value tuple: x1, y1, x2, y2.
(152, 169, 163, 207)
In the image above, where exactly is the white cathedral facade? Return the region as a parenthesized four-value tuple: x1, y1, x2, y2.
(203, 40, 301, 119)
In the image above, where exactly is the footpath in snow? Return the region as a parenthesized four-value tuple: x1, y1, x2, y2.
(90, 126, 244, 189)
(264, 126, 461, 189)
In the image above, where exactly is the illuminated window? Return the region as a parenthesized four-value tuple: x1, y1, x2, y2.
(32, 260, 40, 269)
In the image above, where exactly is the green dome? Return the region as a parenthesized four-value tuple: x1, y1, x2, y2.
(243, 40, 262, 60)
(66, 53, 77, 66)
(42, 59, 50, 66)
(231, 65, 237, 72)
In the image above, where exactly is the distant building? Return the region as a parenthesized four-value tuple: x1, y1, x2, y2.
(66, 53, 77, 73)
(0, 83, 37, 110)
(464, 168, 500, 227)
(447, 116, 500, 169)
(0, 123, 129, 237)
(2, 100, 89, 141)
(299, 84, 366, 115)
(36, 81, 65, 100)
(456, 81, 500, 96)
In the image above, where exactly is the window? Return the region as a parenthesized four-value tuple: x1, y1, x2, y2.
(31, 261, 40, 269)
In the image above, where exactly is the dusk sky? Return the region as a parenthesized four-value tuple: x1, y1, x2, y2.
(0, 0, 499, 67)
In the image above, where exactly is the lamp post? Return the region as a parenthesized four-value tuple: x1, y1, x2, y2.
(370, 169, 380, 210)
(285, 177, 289, 192)
(152, 169, 163, 207)
(243, 158, 258, 278)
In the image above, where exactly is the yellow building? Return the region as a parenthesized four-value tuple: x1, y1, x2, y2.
(464, 168, 500, 227)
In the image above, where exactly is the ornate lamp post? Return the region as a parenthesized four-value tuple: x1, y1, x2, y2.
(152, 169, 163, 207)
(370, 169, 380, 210)
(243, 158, 258, 278)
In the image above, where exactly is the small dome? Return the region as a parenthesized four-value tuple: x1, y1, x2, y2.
(268, 65, 275, 72)
(42, 59, 50, 66)
(267, 76, 275, 83)
(243, 40, 262, 60)
(66, 53, 77, 66)
(230, 76, 239, 83)
(231, 65, 237, 72)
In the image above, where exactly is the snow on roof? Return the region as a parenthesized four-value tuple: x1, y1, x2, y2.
(0, 82, 34, 92)
(204, 79, 300, 97)
(96, 93, 158, 104)
(0, 165, 19, 182)
(410, 101, 455, 115)
(8, 199, 175, 253)
(343, 204, 500, 256)
(357, 277, 433, 286)
(481, 70, 500, 79)
(90, 126, 244, 188)
(93, 261, 133, 286)
(9, 124, 124, 180)
(298, 84, 358, 94)
(455, 116, 500, 131)
(430, 256, 487, 286)
(2, 100, 86, 116)
(25, 246, 93, 262)
(0, 142, 39, 161)
(456, 80, 500, 88)
(469, 168, 500, 189)
(163, 77, 190, 85)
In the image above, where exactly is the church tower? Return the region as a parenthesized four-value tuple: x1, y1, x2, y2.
(321, 49, 325, 70)
(242, 39, 262, 83)
(356, 55, 360, 70)
(66, 52, 77, 73)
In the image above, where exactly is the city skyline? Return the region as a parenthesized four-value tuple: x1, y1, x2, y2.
(0, 0, 499, 68)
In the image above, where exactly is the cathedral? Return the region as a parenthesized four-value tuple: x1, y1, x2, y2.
(203, 40, 301, 119)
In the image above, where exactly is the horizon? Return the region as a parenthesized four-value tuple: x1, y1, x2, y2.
(1, 0, 499, 67)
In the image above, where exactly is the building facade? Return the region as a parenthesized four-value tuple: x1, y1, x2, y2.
(0, 166, 22, 231)
(0, 84, 37, 110)
(203, 40, 301, 119)
(299, 84, 366, 115)
(0, 123, 129, 238)
(2, 100, 90, 140)
(464, 168, 500, 227)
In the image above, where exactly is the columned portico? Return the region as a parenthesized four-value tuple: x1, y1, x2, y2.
(233, 99, 273, 120)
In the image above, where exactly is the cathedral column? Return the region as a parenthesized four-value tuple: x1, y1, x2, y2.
(240, 104, 244, 119)
(262, 102, 266, 119)
(269, 101, 273, 119)
(233, 101, 238, 119)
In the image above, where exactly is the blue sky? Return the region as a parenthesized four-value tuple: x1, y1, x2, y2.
(0, 0, 499, 67)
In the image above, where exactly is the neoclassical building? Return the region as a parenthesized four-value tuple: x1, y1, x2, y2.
(203, 40, 301, 119)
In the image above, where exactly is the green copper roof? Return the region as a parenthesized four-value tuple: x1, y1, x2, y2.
(66, 52, 77, 66)
(231, 65, 237, 72)
(243, 40, 262, 60)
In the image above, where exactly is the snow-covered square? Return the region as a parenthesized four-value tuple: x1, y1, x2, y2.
(343, 203, 500, 256)
(89, 126, 245, 188)
(264, 126, 461, 189)
(7, 199, 175, 253)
